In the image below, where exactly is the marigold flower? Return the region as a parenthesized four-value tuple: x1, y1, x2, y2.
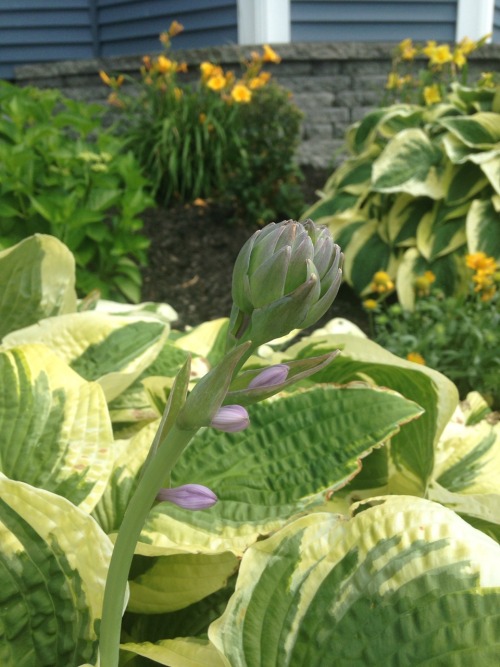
(423, 84, 441, 105)
(169, 20, 184, 36)
(211, 405, 250, 432)
(157, 484, 217, 510)
(399, 38, 417, 60)
(370, 271, 394, 294)
(231, 83, 252, 103)
(407, 352, 426, 365)
(207, 74, 226, 91)
(262, 44, 281, 63)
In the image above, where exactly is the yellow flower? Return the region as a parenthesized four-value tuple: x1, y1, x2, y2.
(107, 92, 125, 108)
(169, 20, 184, 37)
(99, 70, 112, 86)
(414, 271, 436, 297)
(370, 271, 394, 294)
(249, 72, 271, 89)
(176, 62, 188, 73)
(480, 287, 496, 302)
(459, 36, 476, 55)
(385, 72, 402, 90)
(174, 87, 183, 100)
(231, 84, 252, 103)
(159, 32, 170, 46)
(479, 72, 496, 88)
(429, 44, 453, 67)
(422, 40, 437, 58)
(407, 352, 426, 365)
(362, 299, 379, 311)
(399, 38, 417, 60)
(200, 62, 223, 79)
(453, 48, 467, 68)
(142, 55, 152, 70)
(207, 74, 226, 91)
(423, 84, 441, 105)
(466, 252, 497, 273)
(156, 55, 174, 73)
(262, 44, 281, 63)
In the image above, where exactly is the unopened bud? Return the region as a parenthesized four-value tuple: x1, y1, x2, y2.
(156, 484, 217, 510)
(210, 405, 250, 432)
(248, 364, 289, 389)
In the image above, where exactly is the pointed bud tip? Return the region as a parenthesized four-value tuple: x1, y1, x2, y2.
(211, 404, 250, 432)
(248, 364, 290, 390)
(157, 484, 218, 510)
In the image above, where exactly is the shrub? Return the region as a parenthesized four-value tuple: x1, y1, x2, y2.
(101, 22, 304, 224)
(362, 252, 500, 407)
(0, 80, 153, 302)
(304, 36, 500, 305)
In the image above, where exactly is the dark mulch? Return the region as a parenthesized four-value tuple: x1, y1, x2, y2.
(140, 167, 369, 335)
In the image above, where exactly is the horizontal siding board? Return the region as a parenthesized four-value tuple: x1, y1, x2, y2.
(0, 10, 89, 27)
(99, 27, 237, 56)
(0, 0, 88, 8)
(292, 22, 455, 41)
(292, 2, 455, 21)
(0, 28, 92, 46)
(98, 0, 234, 20)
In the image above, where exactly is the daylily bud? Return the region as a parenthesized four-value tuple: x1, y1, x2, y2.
(248, 364, 289, 389)
(210, 405, 250, 432)
(156, 484, 217, 510)
(228, 219, 343, 348)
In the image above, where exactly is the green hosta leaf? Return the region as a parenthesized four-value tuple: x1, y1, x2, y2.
(127, 551, 238, 613)
(442, 131, 500, 165)
(341, 220, 394, 294)
(137, 385, 422, 558)
(0, 344, 113, 512)
(120, 637, 226, 667)
(0, 475, 113, 667)
(0, 234, 77, 338)
(3, 312, 169, 401)
(446, 161, 489, 204)
(466, 199, 500, 261)
(210, 496, 500, 666)
(284, 333, 458, 495)
(480, 154, 500, 195)
(386, 194, 433, 247)
(439, 111, 500, 148)
(372, 128, 445, 199)
(302, 191, 360, 221)
(415, 201, 467, 261)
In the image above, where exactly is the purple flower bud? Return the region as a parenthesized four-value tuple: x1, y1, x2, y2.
(248, 364, 289, 390)
(210, 405, 249, 432)
(156, 484, 217, 510)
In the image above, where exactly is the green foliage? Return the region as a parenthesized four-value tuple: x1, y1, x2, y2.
(103, 26, 304, 224)
(304, 68, 500, 304)
(1, 235, 500, 666)
(0, 80, 153, 302)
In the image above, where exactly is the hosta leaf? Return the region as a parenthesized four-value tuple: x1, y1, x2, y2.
(466, 199, 500, 261)
(480, 154, 500, 195)
(386, 194, 433, 247)
(372, 128, 445, 199)
(0, 476, 113, 667)
(120, 637, 226, 667)
(0, 344, 113, 512)
(415, 203, 467, 261)
(0, 234, 77, 338)
(3, 312, 169, 401)
(341, 220, 394, 294)
(137, 385, 422, 557)
(209, 496, 500, 666)
(439, 111, 500, 148)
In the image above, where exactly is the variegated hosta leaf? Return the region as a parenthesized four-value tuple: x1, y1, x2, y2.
(386, 194, 433, 247)
(2, 311, 170, 401)
(120, 637, 226, 667)
(209, 496, 500, 666)
(0, 234, 77, 339)
(480, 154, 500, 195)
(0, 476, 113, 667)
(371, 128, 445, 199)
(341, 220, 395, 294)
(466, 198, 500, 260)
(136, 385, 422, 558)
(0, 344, 113, 512)
(415, 200, 468, 262)
(439, 111, 500, 149)
(283, 333, 458, 495)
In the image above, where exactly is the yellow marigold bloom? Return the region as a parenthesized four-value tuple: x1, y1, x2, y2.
(99, 70, 112, 86)
(429, 44, 453, 66)
(370, 270, 394, 294)
(207, 74, 226, 91)
(362, 299, 379, 311)
(231, 83, 252, 103)
(156, 55, 174, 73)
(399, 38, 417, 60)
(423, 84, 441, 105)
(169, 20, 184, 36)
(262, 44, 281, 63)
(459, 36, 476, 55)
(453, 48, 467, 68)
(407, 352, 426, 365)
(466, 252, 497, 272)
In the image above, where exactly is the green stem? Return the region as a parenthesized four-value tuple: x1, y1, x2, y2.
(98, 423, 197, 667)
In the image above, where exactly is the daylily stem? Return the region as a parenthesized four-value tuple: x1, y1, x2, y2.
(98, 423, 197, 667)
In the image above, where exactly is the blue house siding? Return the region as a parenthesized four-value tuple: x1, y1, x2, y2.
(96, 0, 238, 57)
(291, 0, 458, 43)
(495, 0, 500, 43)
(0, 0, 94, 79)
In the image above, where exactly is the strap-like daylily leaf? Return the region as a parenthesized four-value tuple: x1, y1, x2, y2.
(0, 475, 113, 667)
(0, 344, 113, 512)
(135, 384, 422, 558)
(209, 496, 500, 665)
(3, 311, 169, 401)
(0, 234, 76, 339)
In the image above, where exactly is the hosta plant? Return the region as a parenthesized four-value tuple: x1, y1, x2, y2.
(0, 231, 499, 667)
(304, 75, 500, 305)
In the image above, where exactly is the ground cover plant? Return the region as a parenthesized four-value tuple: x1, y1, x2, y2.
(0, 230, 499, 666)
(0, 81, 152, 302)
(100, 22, 304, 225)
(304, 35, 500, 303)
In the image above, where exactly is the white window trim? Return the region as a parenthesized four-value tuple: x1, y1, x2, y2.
(237, 0, 291, 45)
(456, 0, 494, 42)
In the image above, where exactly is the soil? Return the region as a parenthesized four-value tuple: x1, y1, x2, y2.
(140, 167, 369, 335)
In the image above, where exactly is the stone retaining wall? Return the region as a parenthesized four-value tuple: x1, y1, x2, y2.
(14, 42, 500, 169)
